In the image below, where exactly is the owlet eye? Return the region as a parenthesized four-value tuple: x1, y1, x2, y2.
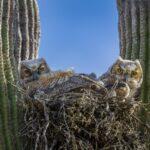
(115, 66, 123, 74)
(131, 70, 138, 77)
(23, 69, 32, 77)
(38, 64, 46, 73)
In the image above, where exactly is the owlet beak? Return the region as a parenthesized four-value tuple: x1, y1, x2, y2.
(33, 72, 39, 81)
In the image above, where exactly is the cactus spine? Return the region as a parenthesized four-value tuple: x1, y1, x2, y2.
(0, 0, 40, 149)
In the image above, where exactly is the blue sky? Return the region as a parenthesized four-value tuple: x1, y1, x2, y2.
(38, 0, 119, 76)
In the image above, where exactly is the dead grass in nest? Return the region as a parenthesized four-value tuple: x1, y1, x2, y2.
(19, 86, 150, 150)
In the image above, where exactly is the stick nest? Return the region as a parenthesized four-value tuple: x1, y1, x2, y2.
(19, 81, 150, 150)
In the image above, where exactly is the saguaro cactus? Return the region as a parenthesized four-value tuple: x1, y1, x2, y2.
(0, 0, 40, 149)
(117, 0, 150, 103)
(0, 1, 11, 149)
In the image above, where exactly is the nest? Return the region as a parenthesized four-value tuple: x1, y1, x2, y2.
(19, 80, 150, 150)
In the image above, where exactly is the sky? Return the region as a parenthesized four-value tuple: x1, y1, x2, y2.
(38, 0, 119, 76)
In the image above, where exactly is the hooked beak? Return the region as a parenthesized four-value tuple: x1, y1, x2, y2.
(33, 71, 39, 81)
(124, 73, 128, 81)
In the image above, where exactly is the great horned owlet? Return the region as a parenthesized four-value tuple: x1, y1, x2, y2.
(20, 58, 51, 83)
(19, 58, 76, 97)
(99, 57, 143, 99)
(19, 58, 53, 94)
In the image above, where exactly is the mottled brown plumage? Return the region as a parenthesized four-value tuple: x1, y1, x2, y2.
(99, 57, 143, 98)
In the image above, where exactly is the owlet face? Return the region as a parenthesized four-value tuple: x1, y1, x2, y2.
(110, 57, 143, 89)
(20, 58, 51, 83)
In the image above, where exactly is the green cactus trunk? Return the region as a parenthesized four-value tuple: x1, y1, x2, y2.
(117, 0, 150, 134)
(0, 0, 40, 149)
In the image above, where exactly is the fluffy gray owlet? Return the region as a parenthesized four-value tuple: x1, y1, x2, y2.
(99, 57, 143, 99)
(19, 58, 51, 84)
(19, 58, 76, 100)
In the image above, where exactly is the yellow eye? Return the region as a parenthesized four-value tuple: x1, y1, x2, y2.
(115, 66, 123, 74)
(131, 71, 138, 77)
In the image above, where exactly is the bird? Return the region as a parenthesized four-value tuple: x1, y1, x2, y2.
(19, 58, 53, 95)
(20, 58, 51, 84)
(19, 59, 104, 99)
(19, 58, 77, 98)
(99, 56, 143, 99)
(105, 81, 130, 99)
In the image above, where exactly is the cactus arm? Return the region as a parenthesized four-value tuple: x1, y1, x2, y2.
(9, 0, 18, 82)
(117, 0, 126, 58)
(139, 1, 149, 102)
(0, 0, 40, 148)
(27, 0, 35, 59)
(131, 0, 140, 60)
(0, 0, 12, 149)
(18, 0, 29, 60)
(13, 0, 22, 69)
(2, 0, 20, 149)
(33, 0, 40, 59)
(148, 0, 150, 102)
(124, 0, 132, 59)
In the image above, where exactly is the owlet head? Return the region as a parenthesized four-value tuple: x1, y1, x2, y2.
(110, 57, 143, 89)
(20, 58, 51, 83)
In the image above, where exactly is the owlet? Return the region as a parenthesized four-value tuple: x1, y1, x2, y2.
(99, 57, 143, 98)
